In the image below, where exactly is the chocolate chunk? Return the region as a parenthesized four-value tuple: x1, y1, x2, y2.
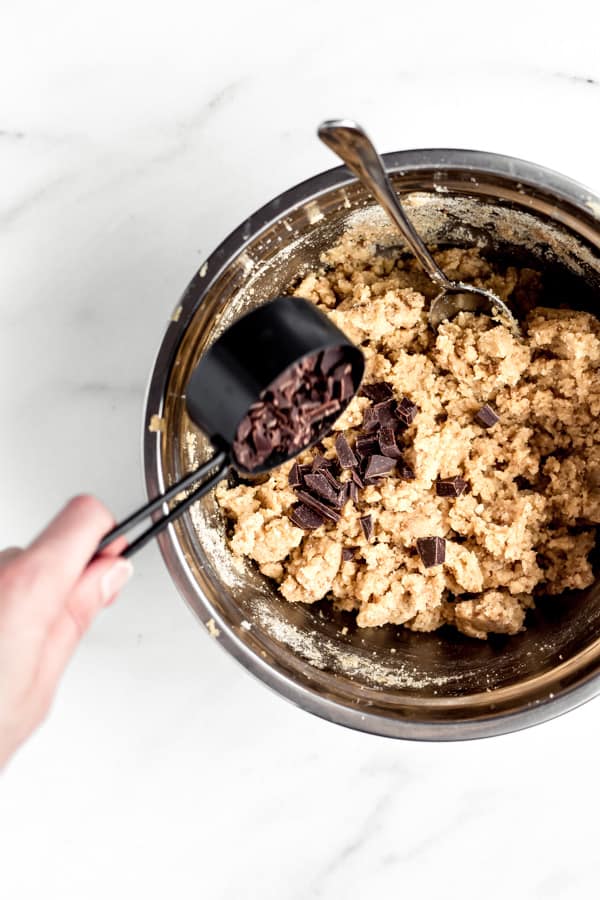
(436, 476, 468, 497)
(378, 426, 403, 460)
(304, 473, 344, 507)
(288, 463, 303, 488)
(360, 515, 373, 540)
(322, 468, 343, 492)
(475, 404, 499, 428)
(311, 454, 333, 470)
(361, 407, 380, 433)
(319, 346, 344, 375)
(397, 463, 415, 481)
(355, 436, 380, 459)
(361, 382, 393, 403)
(290, 503, 326, 530)
(351, 468, 365, 489)
(395, 397, 418, 427)
(295, 490, 341, 523)
(373, 399, 398, 427)
(416, 536, 446, 567)
(348, 481, 360, 503)
(342, 547, 358, 561)
(363, 454, 396, 480)
(335, 433, 359, 468)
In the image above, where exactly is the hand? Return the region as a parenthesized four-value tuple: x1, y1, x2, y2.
(0, 495, 133, 769)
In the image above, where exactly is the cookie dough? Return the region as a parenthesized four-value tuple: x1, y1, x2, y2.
(216, 233, 600, 639)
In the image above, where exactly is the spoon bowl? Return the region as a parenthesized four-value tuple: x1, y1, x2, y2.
(318, 119, 520, 335)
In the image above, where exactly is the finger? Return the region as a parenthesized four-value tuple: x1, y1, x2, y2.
(0, 546, 22, 565)
(21, 495, 115, 616)
(35, 556, 133, 692)
(96, 535, 128, 558)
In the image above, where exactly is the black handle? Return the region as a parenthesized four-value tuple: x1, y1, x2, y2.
(97, 449, 230, 559)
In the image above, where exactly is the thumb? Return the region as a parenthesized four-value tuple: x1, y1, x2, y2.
(37, 557, 133, 695)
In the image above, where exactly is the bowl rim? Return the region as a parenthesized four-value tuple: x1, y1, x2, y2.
(142, 147, 600, 741)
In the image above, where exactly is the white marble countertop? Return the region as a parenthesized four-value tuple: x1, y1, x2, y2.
(2, 2, 600, 897)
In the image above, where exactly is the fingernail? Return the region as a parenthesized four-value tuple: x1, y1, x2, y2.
(101, 559, 134, 606)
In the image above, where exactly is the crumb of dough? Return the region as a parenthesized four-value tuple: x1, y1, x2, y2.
(206, 618, 220, 638)
(149, 414, 166, 433)
(214, 236, 600, 638)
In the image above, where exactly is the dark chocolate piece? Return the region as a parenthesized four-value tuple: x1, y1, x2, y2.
(290, 503, 326, 530)
(378, 426, 403, 460)
(397, 463, 415, 481)
(319, 346, 344, 375)
(360, 515, 373, 540)
(322, 468, 344, 493)
(475, 404, 499, 428)
(311, 454, 333, 470)
(361, 407, 380, 433)
(355, 435, 380, 459)
(363, 454, 396, 480)
(395, 397, 418, 427)
(373, 399, 398, 427)
(435, 476, 468, 497)
(348, 481, 360, 503)
(416, 536, 446, 567)
(288, 463, 303, 488)
(342, 547, 358, 561)
(295, 490, 341, 523)
(351, 468, 365, 489)
(304, 473, 344, 507)
(360, 382, 393, 403)
(335, 433, 359, 468)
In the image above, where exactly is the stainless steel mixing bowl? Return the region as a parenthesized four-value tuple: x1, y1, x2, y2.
(144, 149, 600, 740)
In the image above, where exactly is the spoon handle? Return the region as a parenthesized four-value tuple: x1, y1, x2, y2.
(318, 119, 451, 290)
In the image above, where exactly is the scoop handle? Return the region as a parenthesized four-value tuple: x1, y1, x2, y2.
(96, 448, 230, 559)
(318, 119, 451, 290)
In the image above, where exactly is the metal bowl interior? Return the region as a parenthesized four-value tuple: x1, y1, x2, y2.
(144, 149, 600, 740)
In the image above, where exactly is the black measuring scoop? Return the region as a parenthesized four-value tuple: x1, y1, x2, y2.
(98, 296, 364, 558)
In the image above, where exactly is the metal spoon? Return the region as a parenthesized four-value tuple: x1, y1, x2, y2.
(318, 119, 519, 334)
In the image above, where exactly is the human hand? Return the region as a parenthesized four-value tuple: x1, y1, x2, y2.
(0, 496, 132, 769)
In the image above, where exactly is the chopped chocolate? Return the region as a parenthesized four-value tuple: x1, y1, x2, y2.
(311, 454, 333, 470)
(319, 346, 344, 375)
(373, 398, 398, 426)
(378, 426, 403, 460)
(322, 468, 344, 492)
(290, 503, 326, 530)
(416, 536, 446, 567)
(304, 473, 344, 507)
(436, 476, 468, 497)
(348, 481, 360, 503)
(295, 490, 341, 523)
(360, 515, 373, 540)
(397, 463, 416, 481)
(363, 454, 396, 480)
(475, 404, 499, 428)
(335, 433, 359, 468)
(395, 397, 418, 427)
(288, 462, 303, 488)
(361, 407, 380, 433)
(361, 382, 394, 403)
(342, 546, 358, 561)
(351, 468, 365, 489)
(232, 346, 357, 471)
(355, 435, 380, 459)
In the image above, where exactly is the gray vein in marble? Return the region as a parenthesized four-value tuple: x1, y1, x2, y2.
(0, 129, 26, 140)
(0, 170, 75, 229)
(306, 792, 393, 897)
(553, 71, 598, 86)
